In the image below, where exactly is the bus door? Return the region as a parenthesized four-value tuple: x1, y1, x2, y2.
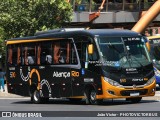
(70, 40, 86, 97)
(71, 39, 99, 97)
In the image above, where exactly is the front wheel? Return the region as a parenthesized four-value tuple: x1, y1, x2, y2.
(85, 89, 103, 105)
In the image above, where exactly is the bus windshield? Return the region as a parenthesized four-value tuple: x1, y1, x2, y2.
(96, 36, 151, 68)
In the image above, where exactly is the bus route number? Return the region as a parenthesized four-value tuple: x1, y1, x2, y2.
(10, 72, 16, 78)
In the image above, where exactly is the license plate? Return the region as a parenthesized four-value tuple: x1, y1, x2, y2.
(130, 92, 140, 96)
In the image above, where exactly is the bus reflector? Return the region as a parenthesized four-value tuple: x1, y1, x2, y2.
(98, 88, 101, 91)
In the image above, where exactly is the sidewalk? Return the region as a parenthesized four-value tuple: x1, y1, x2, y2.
(0, 84, 25, 98)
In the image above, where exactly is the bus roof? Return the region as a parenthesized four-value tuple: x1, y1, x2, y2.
(7, 28, 141, 42)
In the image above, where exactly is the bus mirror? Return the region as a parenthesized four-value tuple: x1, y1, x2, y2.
(88, 44, 93, 54)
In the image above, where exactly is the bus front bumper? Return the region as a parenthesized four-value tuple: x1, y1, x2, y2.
(96, 77, 156, 99)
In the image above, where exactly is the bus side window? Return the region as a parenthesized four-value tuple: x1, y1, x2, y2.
(59, 42, 69, 64)
(66, 42, 70, 64)
(71, 44, 78, 64)
(22, 47, 28, 65)
(27, 46, 36, 65)
(23, 47, 28, 65)
(17, 46, 21, 65)
(37, 44, 41, 65)
(8, 46, 13, 65)
(52, 40, 77, 65)
(53, 42, 60, 64)
(40, 42, 52, 65)
(12, 45, 18, 66)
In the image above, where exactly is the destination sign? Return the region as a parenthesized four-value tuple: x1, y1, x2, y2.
(123, 37, 141, 42)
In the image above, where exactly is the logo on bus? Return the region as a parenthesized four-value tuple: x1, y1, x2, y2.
(53, 71, 70, 78)
(71, 71, 79, 77)
(53, 71, 79, 78)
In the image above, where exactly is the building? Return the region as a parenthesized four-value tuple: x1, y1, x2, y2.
(69, 0, 160, 35)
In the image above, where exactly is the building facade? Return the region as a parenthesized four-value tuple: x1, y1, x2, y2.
(69, 0, 160, 35)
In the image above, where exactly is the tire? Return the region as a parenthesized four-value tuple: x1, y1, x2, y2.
(129, 97, 142, 103)
(84, 89, 103, 105)
(32, 90, 42, 104)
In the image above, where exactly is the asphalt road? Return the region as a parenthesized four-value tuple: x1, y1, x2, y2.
(0, 87, 160, 120)
(0, 97, 160, 120)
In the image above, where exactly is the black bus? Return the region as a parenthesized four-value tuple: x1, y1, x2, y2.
(6, 28, 156, 104)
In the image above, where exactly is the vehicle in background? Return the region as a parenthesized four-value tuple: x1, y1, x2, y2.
(147, 35, 160, 87)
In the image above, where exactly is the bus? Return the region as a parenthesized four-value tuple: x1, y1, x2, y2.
(147, 35, 160, 87)
(6, 28, 156, 104)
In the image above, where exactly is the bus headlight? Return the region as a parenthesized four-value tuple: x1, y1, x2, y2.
(145, 76, 155, 86)
(104, 77, 121, 86)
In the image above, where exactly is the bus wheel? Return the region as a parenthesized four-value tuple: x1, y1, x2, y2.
(85, 89, 103, 105)
(33, 90, 42, 104)
(128, 97, 142, 103)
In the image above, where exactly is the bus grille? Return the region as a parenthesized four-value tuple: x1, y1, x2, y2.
(120, 89, 148, 96)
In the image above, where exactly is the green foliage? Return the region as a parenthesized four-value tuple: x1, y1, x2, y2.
(0, 0, 73, 69)
(0, 0, 73, 39)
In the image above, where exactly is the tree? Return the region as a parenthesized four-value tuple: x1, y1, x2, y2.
(0, 0, 73, 39)
(0, 0, 73, 69)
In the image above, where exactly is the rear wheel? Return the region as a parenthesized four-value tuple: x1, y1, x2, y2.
(33, 90, 42, 104)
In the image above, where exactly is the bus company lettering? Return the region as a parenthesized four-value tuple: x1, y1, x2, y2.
(53, 71, 70, 78)
(71, 71, 79, 77)
(132, 78, 143, 81)
(53, 71, 79, 78)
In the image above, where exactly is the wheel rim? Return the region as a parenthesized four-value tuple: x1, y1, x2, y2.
(34, 91, 39, 102)
(90, 90, 97, 104)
